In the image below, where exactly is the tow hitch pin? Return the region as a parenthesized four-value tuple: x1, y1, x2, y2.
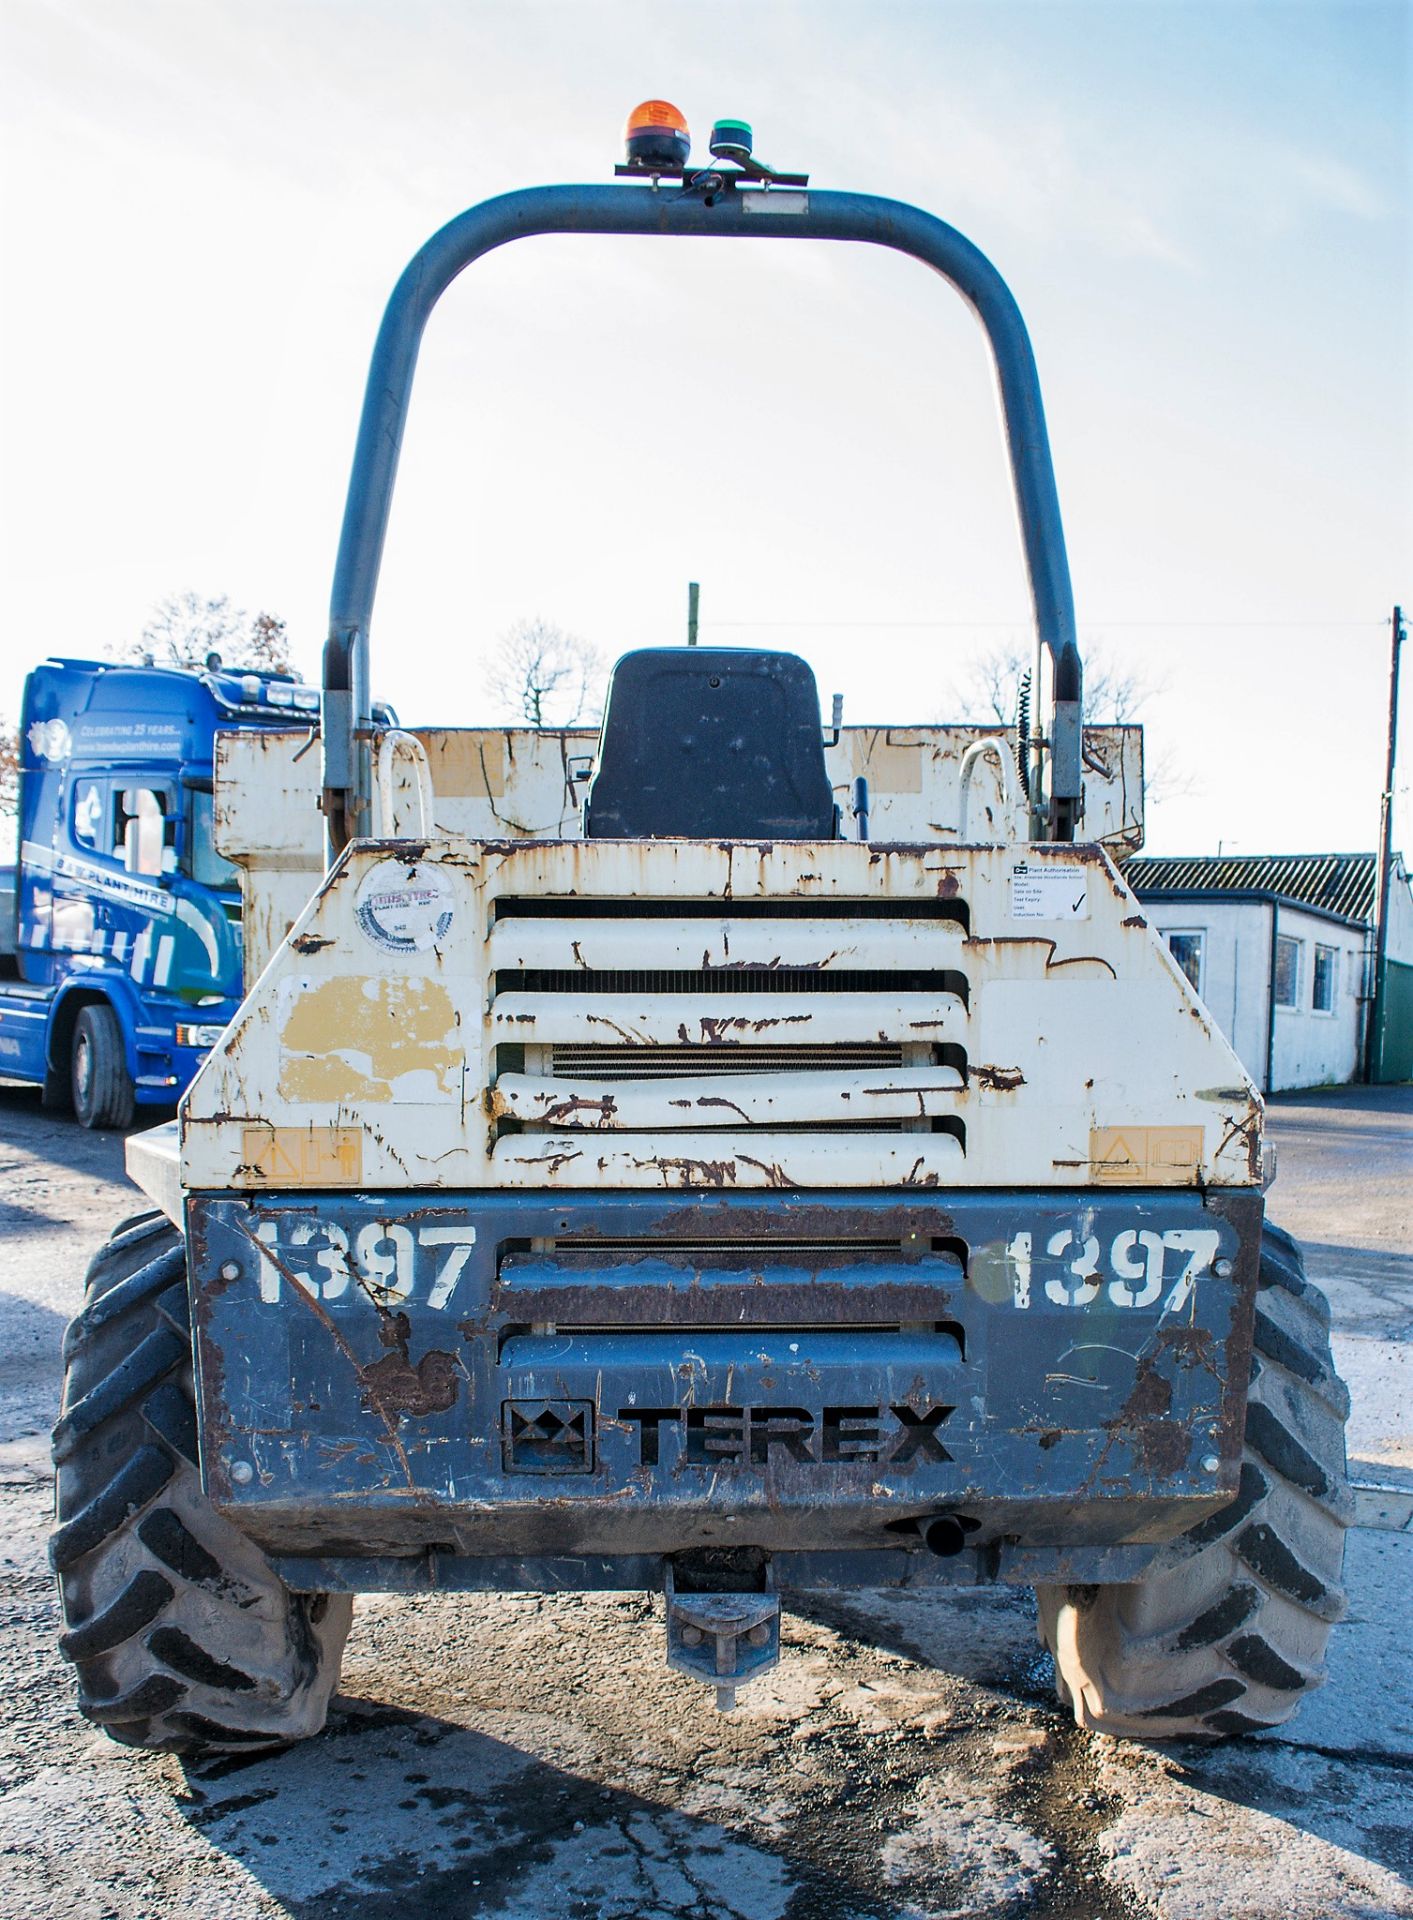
(665, 1568, 781, 1711)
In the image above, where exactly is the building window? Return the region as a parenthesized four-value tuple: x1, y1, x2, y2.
(1313, 945, 1337, 1014)
(1165, 930, 1205, 994)
(1274, 934, 1302, 1009)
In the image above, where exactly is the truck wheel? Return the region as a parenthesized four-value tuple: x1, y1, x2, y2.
(51, 1216, 353, 1755)
(1035, 1223, 1351, 1739)
(40, 1056, 72, 1113)
(70, 1003, 136, 1130)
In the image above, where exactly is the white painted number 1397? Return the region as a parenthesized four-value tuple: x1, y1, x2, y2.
(254, 1220, 476, 1310)
(1004, 1227, 1221, 1312)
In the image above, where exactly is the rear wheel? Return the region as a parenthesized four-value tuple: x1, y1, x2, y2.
(51, 1215, 352, 1755)
(1036, 1224, 1351, 1738)
(70, 1003, 136, 1130)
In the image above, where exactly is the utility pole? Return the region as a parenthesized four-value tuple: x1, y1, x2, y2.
(687, 581, 699, 647)
(1366, 603, 1405, 1082)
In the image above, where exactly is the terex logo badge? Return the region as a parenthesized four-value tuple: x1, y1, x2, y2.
(617, 1403, 955, 1468)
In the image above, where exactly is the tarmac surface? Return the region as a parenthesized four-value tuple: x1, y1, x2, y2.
(0, 1080, 1408, 1920)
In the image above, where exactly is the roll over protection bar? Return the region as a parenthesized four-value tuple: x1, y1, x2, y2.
(322, 181, 1084, 855)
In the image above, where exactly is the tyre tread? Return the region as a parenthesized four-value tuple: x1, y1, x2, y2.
(49, 1445, 176, 1572)
(60, 1568, 175, 1662)
(52, 1326, 189, 1462)
(63, 1248, 186, 1363)
(72, 1003, 136, 1130)
(81, 1674, 188, 1727)
(52, 1216, 351, 1757)
(1035, 1224, 1349, 1740)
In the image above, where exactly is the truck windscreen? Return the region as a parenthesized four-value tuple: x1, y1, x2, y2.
(184, 787, 240, 891)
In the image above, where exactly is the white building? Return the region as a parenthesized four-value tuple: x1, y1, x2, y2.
(1128, 852, 1413, 1092)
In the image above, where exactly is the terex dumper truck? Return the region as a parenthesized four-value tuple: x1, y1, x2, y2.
(51, 110, 1350, 1755)
(1, 657, 321, 1125)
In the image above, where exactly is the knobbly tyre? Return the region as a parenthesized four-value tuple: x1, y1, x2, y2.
(52, 104, 1350, 1755)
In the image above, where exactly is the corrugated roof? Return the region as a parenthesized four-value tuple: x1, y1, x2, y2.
(1127, 852, 1386, 924)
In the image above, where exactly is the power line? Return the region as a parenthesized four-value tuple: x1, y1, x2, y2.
(702, 619, 1388, 631)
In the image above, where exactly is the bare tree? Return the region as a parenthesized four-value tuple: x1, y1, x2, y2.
(958, 643, 1150, 725)
(121, 591, 294, 674)
(952, 641, 1189, 805)
(485, 618, 604, 727)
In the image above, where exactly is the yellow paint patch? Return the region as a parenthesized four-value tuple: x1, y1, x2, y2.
(1090, 1126, 1204, 1184)
(850, 733, 924, 793)
(279, 974, 461, 1103)
(240, 1126, 363, 1185)
(413, 729, 507, 797)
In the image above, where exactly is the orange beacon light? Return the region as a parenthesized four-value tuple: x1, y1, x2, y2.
(624, 100, 690, 169)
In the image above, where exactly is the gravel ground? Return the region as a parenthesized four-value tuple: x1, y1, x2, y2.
(0, 1081, 1409, 1920)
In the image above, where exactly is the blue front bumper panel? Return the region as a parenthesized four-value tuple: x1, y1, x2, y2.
(187, 1188, 1261, 1579)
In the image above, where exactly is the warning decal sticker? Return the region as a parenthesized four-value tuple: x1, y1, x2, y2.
(1009, 862, 1089, 921)
(1090, 1126, 1204, 1184)
(240, 1126, 363, 1186)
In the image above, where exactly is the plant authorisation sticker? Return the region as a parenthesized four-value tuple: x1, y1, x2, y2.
(354, 860, 454, 954)
(1009, 862, 1089, 920)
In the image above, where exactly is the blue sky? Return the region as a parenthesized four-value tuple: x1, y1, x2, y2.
(1, 0, 1407, 856)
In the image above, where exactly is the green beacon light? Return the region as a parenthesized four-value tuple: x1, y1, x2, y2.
(709, 118, 753, 164)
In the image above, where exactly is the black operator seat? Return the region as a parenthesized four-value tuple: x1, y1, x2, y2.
(584, 648, 838, 839)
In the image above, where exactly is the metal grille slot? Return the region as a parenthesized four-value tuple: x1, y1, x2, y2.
(537, 1240, 923, 1257)
(495, 968, 967, 999)
(494, 896, 969, 928)
(493, 1059, 964, 1136)
(549, 1042, 907, 1080)
(542, 1321, 921, 1335)
(495, 1117, 937, 1136)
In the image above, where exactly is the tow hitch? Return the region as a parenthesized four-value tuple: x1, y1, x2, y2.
(665, 1563, 781, 1711)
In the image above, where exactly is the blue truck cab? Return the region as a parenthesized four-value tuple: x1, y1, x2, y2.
(0, 657, 318, 1126)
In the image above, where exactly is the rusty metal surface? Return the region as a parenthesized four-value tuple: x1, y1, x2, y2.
(178, 836, 1266, 1196)
(216, 723, 1144, 857)
(211, 718, 1144, 986)
(212, 727, 324, 984)
(187, 1186, 1262, 1580)
(265, 1540, 1161, 1593)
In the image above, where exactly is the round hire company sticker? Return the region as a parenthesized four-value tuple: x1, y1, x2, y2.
(354, 860, 454, 954)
